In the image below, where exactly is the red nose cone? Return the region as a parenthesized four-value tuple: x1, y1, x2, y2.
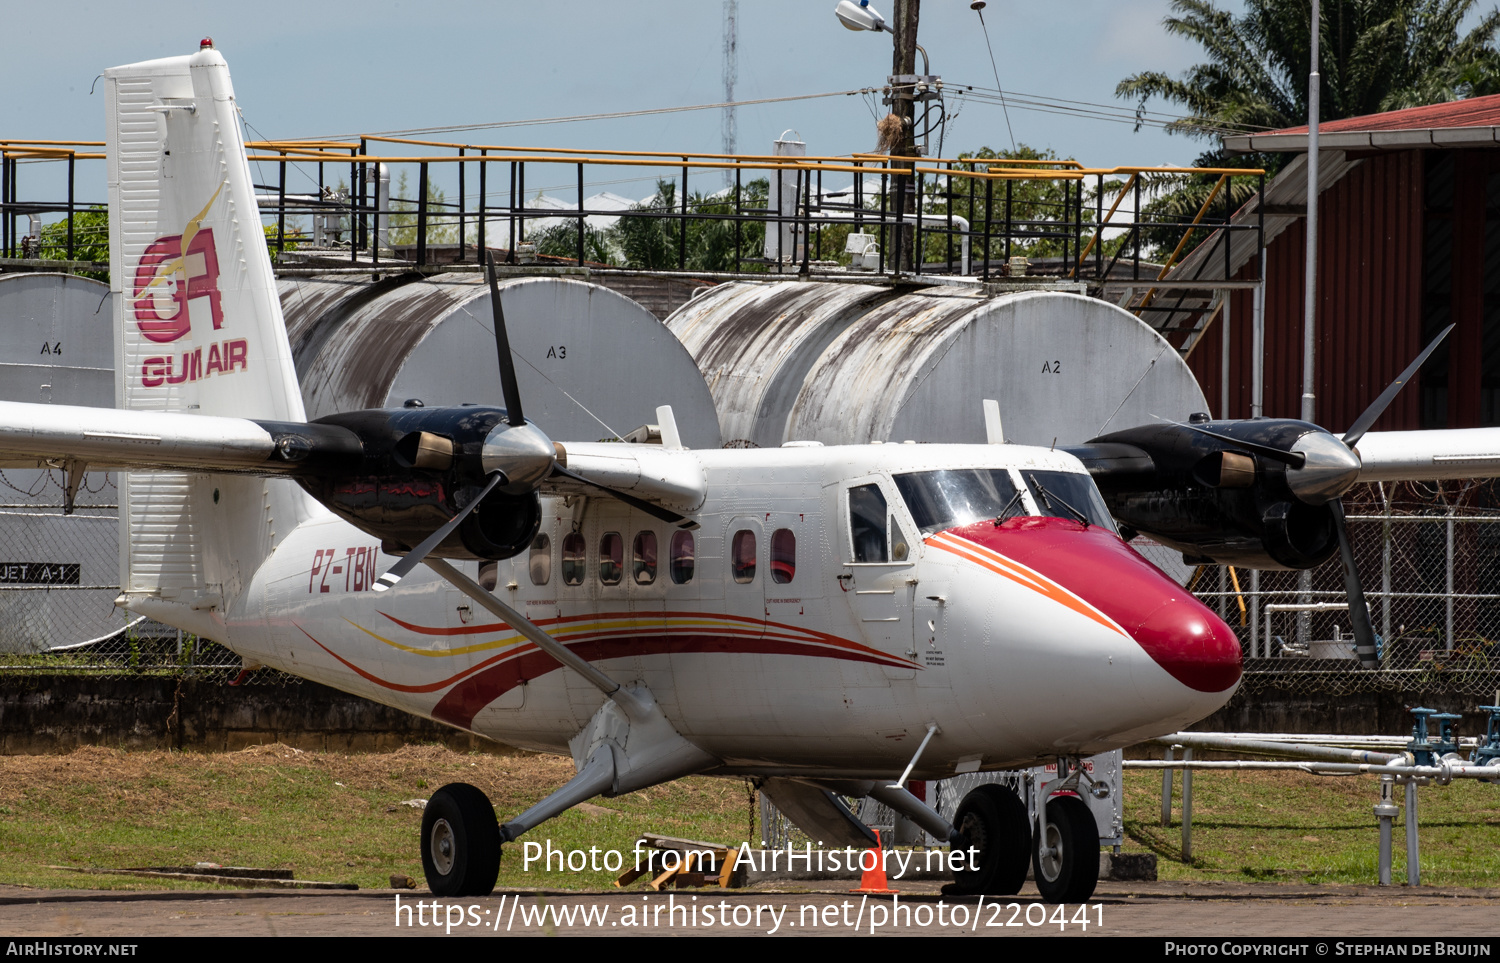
(1129, 597, 1243, 693)
(945, 517, 1242, 693)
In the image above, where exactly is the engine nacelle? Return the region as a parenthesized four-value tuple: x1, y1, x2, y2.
(1069, 417, 1350, 571)
(298, 405, 542, 561)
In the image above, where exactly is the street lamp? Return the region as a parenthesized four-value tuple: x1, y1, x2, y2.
(834, 0, 890, 33)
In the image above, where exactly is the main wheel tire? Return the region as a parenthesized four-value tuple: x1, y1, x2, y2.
(1032, 794, 1100, 904)
(421, 782, 501, 897)
(949, 783, 1032, 895)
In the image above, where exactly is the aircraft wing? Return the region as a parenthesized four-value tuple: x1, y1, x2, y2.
(0, 401, 361, 475)
(546, 442, 707, 513)
(1355, 428, 1500, 483)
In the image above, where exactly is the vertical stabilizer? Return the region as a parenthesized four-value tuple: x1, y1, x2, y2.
(105, 44, 312, 608)
(106, 43, 304, 420)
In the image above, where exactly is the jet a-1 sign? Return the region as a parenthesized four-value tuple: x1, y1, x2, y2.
(1, 44, 1487, 903)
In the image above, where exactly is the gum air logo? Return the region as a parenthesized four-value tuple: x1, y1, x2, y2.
(132, 183, 225, 342)
(132, 182, 247, 388)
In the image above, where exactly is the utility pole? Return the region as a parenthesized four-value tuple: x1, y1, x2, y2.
(1302, 0, 1320, 425)
(890, 0, 920, 273)
(1298, 0, 1321, 649)
(722, 0, 738, 190)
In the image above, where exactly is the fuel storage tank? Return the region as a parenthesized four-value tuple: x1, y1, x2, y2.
(666, 281, 1207, 448)
(280, 273, 721, 448)
(0, 273, 122, 652)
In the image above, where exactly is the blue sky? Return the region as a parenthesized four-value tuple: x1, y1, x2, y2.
(5, 1, 1224, 210)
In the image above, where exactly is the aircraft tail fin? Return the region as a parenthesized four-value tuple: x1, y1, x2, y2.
(106, 42, 304, 420)
(104, 45, 313, 607)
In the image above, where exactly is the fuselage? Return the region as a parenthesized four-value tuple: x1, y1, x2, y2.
(186, 441, 1242, 779)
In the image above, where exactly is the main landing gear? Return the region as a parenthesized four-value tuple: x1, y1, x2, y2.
(948, 783, 1031, 896)
(421, 783, 502, 897)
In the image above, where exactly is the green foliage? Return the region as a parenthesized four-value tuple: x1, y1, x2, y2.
(389, 170, 456, 246)
(609, 178, 769, 272)
(1118, 0, 1500, 182)
(35, 208, 109, 280)
(922, 145, 1128, 266)
(529, 221, 615, 265)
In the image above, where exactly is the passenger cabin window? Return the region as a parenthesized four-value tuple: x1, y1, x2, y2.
(670, 531, 695, 584)
(770, 529, 796, 584)
(478, 561, 499, 592)
(633, 531, 658, 585)
(529, 534, 551, 586)
(562, 532, 586, 586)
(849, 484, 889, 562)
(599, 532, 624, 585)
(731, 530, 757, 583)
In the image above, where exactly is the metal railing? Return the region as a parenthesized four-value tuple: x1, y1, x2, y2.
(2, 135, 1264, 291)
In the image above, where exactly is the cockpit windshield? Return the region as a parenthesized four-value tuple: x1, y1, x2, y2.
(1022, 470, 1117, 533)
(894, 469, 1025, 536)
(893, 468, 1117, 536)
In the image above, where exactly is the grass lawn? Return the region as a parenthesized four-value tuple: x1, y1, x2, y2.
(2, 745, 1497, 891)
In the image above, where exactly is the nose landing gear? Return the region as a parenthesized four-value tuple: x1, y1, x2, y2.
(421, 783, 502, 897)
(1033, 794, 1099, 903)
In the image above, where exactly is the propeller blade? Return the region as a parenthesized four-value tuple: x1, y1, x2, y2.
(552, 464, 699, 530)
(1342, 323, 1455, 448)
(1163, 420, 1308, 469)
(1329, 499, 1380, 669)
(373, 471, 505, 591)
(486, 251, 526, 428)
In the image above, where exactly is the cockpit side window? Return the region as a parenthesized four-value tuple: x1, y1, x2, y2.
(848, 484, 889, 562)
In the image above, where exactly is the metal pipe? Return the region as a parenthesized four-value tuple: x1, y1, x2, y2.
(1250, 568, 1260, 658)
(1446, 512, 1455, 651)
(1405, 778, 1420, 886)
(1151, 733, 1405, 765)
(1375, 775, 1397, 886)
(1161, 744, 1175, 826)
(1127, 760, 1500, 781)
(1252, 247, 1265, 418)
(1181, 746, 1193, 861)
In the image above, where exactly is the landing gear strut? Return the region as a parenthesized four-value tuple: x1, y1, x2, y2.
(948, 783, 1031, 895)
(421, 783, 501, 896)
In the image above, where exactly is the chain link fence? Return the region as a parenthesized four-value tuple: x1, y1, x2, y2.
(0, 469, 292, 684)
(1187, 481, 1500, 700)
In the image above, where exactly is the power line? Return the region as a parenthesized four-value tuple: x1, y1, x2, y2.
(951, 83, 1278, 137)
(295, 88, 871, 143)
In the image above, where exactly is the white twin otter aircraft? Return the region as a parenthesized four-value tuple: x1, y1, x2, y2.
(6, 44, 1492, 904)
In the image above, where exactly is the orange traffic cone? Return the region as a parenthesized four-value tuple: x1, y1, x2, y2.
(851, 830, 897, 894)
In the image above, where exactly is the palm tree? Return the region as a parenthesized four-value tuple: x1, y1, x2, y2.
(1116, 0, 1500, 256)
(1119, 0, 1500, 160)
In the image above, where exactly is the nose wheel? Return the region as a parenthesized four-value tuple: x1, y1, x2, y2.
(421, 783, 501, 896)
(1033, 794, 1099, 903)
(947, 784, 1031, 895)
